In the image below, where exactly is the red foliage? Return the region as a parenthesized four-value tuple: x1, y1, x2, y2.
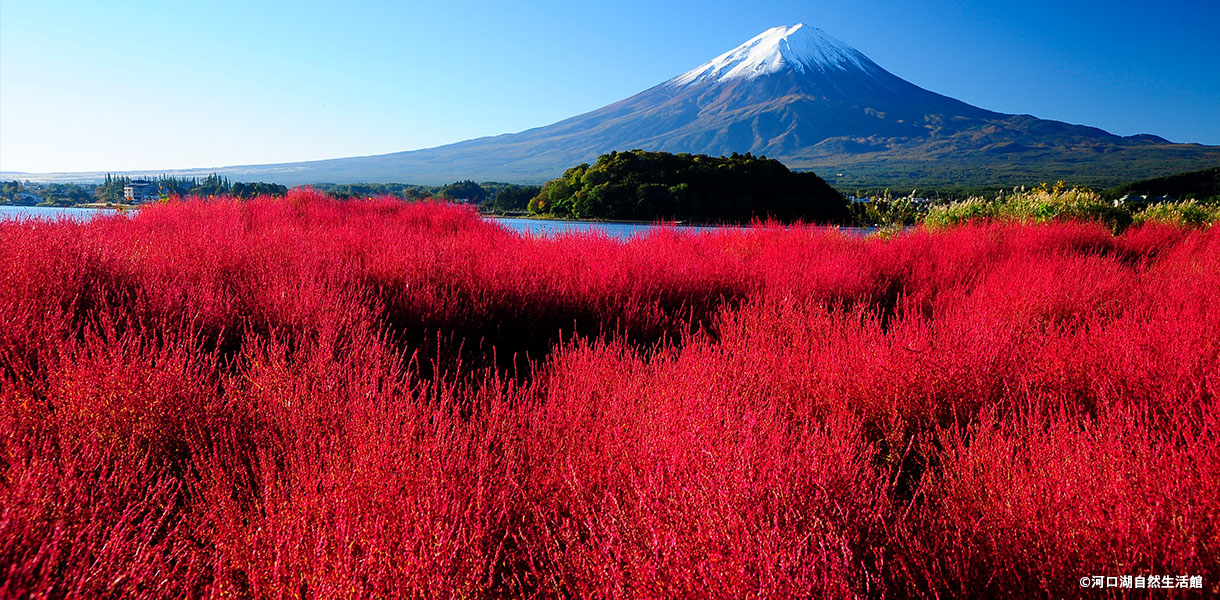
(1, 191, 1216, 597)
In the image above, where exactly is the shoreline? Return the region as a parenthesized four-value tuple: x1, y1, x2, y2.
(74, 202, 138, 210)
(482, 213, 850, 229)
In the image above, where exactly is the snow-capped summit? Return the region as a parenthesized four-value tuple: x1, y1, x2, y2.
(91, 23, 1214, 187)
(671, 23, 871, 85)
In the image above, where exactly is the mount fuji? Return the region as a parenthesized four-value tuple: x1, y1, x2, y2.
(11, 24, 1218, 188)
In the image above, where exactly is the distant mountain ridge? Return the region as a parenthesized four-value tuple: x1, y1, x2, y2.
(6, 24, 1218, 188)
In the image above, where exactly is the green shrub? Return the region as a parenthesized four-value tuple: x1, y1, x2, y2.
(849, 191, 924, 227)
(924, 183, 1132, 231)
(1134, 199, 1220, 227)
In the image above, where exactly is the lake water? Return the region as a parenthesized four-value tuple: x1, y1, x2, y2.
(0, 205, 116, 221)
(0, 206, 871, 239)
(489, 217, 727, 238)
(0, 206, 729, 237)
(484, 218, 876, 238)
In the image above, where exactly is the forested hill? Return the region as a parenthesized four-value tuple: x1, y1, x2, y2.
(527, 150, 850, 224)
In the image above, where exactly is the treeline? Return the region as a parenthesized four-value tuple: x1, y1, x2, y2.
(1104, 166, 1220, 202)
(527, 150, 851, 224)
(307, 183, 435, 201)
(164, 174, 287, 199)
(845, 166, 1220, 207)
(848, 167, 1220, 230)
(0, 175, 291, 207)
(3, 176, 542, 210)
(1, 181, 93, 205)
(13, 163, 1214, 227)
(853, 181, 1220, 230)
(95, 174, 288, 203)
(308, 181, 541, 212)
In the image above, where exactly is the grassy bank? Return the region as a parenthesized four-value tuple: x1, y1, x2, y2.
(855, 182, 1220, 231)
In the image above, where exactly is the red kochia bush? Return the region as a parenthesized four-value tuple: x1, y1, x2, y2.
(0, 192, 1216, 598)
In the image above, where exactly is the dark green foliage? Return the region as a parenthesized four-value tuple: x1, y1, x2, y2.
(286, 181, 536, 208)
(1105, 166, 1220, 202)
(0, 180, 34, 205)
(2, 179, 100, 206)
(485, 184, 541, 212)
(159, 174, 286, 199)
(309, 183, 433, 200)
(34, 184, 94, 206)
(192, 174, 231, 197)
(95, 173, 131, 203)
(156, 177, 190, 196)
(438, 180, 488, 202)
(5, 174, 289, 207)
(528, 150, 849, 224)
(229, 181, 288, 198)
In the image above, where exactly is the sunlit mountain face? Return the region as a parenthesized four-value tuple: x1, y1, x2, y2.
(12, 24, 1217, 188)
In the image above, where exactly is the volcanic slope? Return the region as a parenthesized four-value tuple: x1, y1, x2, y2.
(12, 24, 1218, 187)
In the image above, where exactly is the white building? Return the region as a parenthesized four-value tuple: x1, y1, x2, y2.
(123, 180, 158, 203)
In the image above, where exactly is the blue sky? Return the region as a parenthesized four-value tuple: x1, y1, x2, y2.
(2, 0, 1217, 173)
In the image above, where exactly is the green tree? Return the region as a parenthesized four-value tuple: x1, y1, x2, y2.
(528, 150, 849, 224)
(94, 173, 131, 203)
(486, 184, 540, 211)
(439, 180, 487, 202)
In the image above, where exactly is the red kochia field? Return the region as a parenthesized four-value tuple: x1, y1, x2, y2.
(1, 190, 1217, 598)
